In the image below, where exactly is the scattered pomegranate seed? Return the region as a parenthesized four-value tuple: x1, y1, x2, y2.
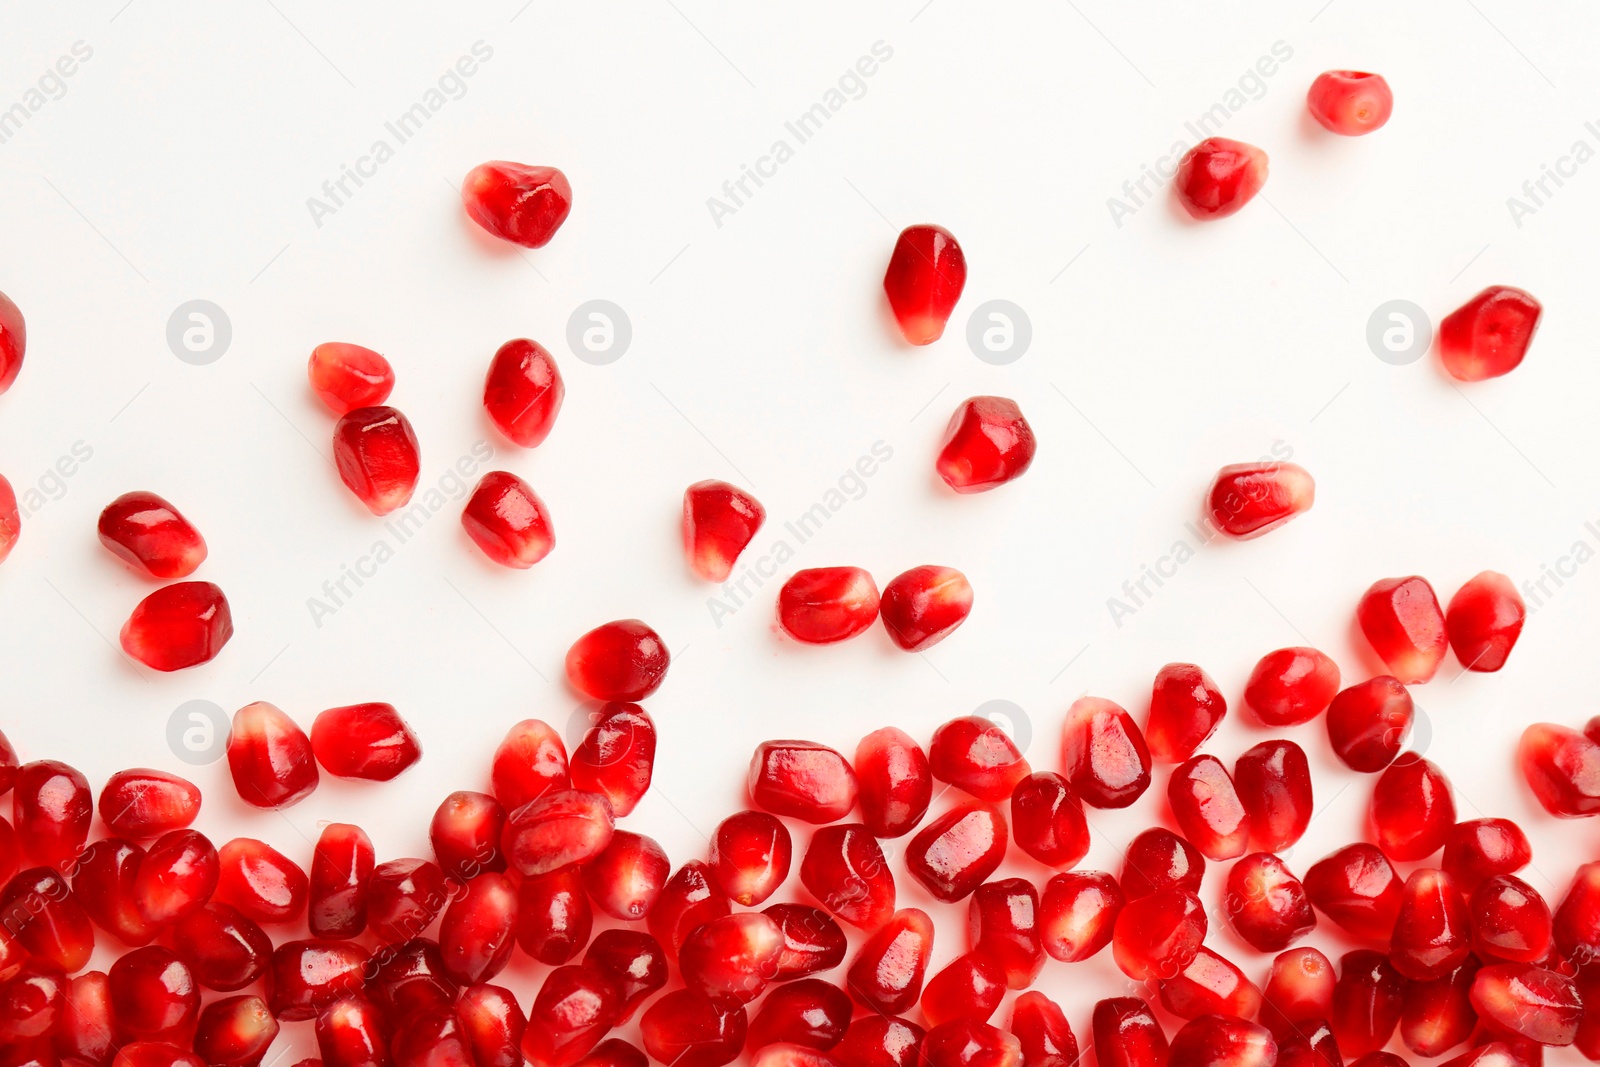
(56, 970, 116, 1064)
(565, 619, 670, 701)
(710, 810, 791, 906)
(1243, 647, 1340, 726)
(929, 715, 1030, 802)
(170, 903, 273, 991)
(119, 581, 233, 672)
(76, 840, 155, 946)
(583, 929, 667, 1022)
(1120, 827, 1204, 900)
(749, 739, 859, 823)
(1261, 947, 1335, 1039)
(1306, 70, 1394, 134)
(1145, 663, 1227, 764)
(0, 961, 67, 1044)
(936, 397, 1036, 494)
(1304, 843, 1402, 943)
(1370, 752, 1455, 861)
(1168, 1015, 1275, 1067)
(683, 479, 765, 582)
(747, 980, 852, 1051)
(367, 936, 453, 1016)
(834, 1015, 925, 1067)
(777, 567, 882, 644)
(1234, 740, 1314, 852)
(1518, 722, 1600, 817)
(1446, 571, 1526, 671)
(765, 902, 847, 979)
(648, 860, 730, 960)
(577, 1040, 646, 1067)
(1160, 945, 1262, 1020)
(1174, 137, 1268, 219)
(2, 868, 95, 971)
(0, 290, 23, 395)
(518, 867, 593, 965)
(905, 802, 1006, 903)
(521, 964, 622, 1067)
(97, 768, 200, 840)
(315, 995, 388, 1067)
(1225, 853, 1315, 952)
(309, 822, 374, 939)
(310, 701, 421, 781)
(1008, 771, 1088, 869)
(367, 858, 449, 943)
(195, 993, 277, 1067)
(583, 829, 669, 920)
(108, 945, 198, 1037)
(332, 406, 421, 516)
(1326, 676, 1413, 773)
(570, 702, 656, 817)
(1400, 961, 1480, 1057)
(966, 879, 1043, 989)
(1039, 871, 1121, 963)
(1207, 462, 1315, 539)
(1554, 861, 1600, 968)
(439, 872, 517, 985)
(1471, 874, 1553, 963)
(462, 470, 556, 569)
(308, 341, 394, 414)
(1357, 575, 1448, 683)
(491, 718, 570, 811)
(1389, 868, 1472, 981)
(426, 791, 506, 885)
(1470, 963, 1582, 1046)
(919, 1020, 1021, 1067)
(855, 727, 932, 838)
(1091, 999, 1168, 1067)
(1010, 991, 1077, 1067)
(394, 1007, 473, 1067)
(1111, 888, 1206, 982)
(639, 989, 746, 1067)
(801, 823, 895, 927)
(883, 224, 967, 345)
(0, 479, 17, 567)
(12, 760, 92, 870)
(879, 566, 974, 651)
(97, 492, 208, 579)
(1440, 286, 1542, 382)
(134, 829, 219, 926)
(226, 701, 319, 809)
(1443, 818, 1532, 894)
(1332, 949, 1406, 1056)
(1167, 755, 1250, 860)
(462, 161, 573, 249)
(1061, 696, 1151, 808)
(214, 837, 307, 924)
(920, 950, 1006, 1028)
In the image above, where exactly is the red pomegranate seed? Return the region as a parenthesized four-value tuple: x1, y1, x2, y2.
(1234, 740, 1313, 852)
(1401, 961, 1479, 1057)
(765, 903, 847, 979)
(801, 823, 895, 927)
(1370, 752, 1455, 861)
(1145, 663, 1227, 764)
(682, 480, 765, 582)
(428, 792, 506, 884)
(1207, 462, 1315, 539)
(1008, 772, 1088, 869)
(1174, 138, 1267, 219)
(905, 803, 1006, 904)
(1167, 1016, 1275, 1067)
(1471, 875, 1553, 964)
(521, 964, 622, 1067)
(0, 480, 16, 567)
(1444, 819, 1532, 895)
(920, 951, 1006, 1028)
(1120, 827, 1204, 900)
(750, 1045, 843, 1067)
(480, 337, 565, 449)
(1440, 286, 1542, 382)
(936, 397, 1036, 494)
(570, 703, 656, 818)
(491, 718, 570, 810)
(1519, 722, 1600, 817)
(309, 822, 374, 939)
(880, 566, 974, 651)
(1446, 571, 1526, 672)
(1243, 647, 1340, 726)
(1159, 946, 1262, 1020)
(0, 820, 15, 888)
(226, 701, 319, 809)
(1357, 576, 1448, 684)
(315, 995, 387, 1067)
(1061, 697, 1151, 808)
(1326, 676, 1413, 773)
(195, 994, 277, 1067)
(1111, 888, 1206, 982)
(1167, 755, 1250, 860)
(929, 715, 1029, 802)
(1441, 1045, 1528, 1067)
(565, 619, 670, 701)
(1304, 843, 1402, 943)
(97, 769, 200, 840)
(640, 990, 746, 1067)
(583, 929, 667, 1022)
(12, 760, 91, 871)
(134, 829, 219, 926)
(367, 937, 454, 1016)
(367, 858, 448, 943)
(1390, 868, 1472, 981)
(438, 872, 517, 985)
(582, 829, 669, 920)
(332, 406, 420, 516)
(97, 492, 207, 579)
(393, 1007, 474, 1067)
(1577, 971, 1600, 1060)
(112, 1043, 206, 1067)
(215, 837, 307, 925)
(834, 1016, 924, 1067)
(310, 702, 421, 782)
(710, 810, 792, 906)
(648, 860, 730, 960)
(883, 224, 966, 345)
(777, 567, 881, 644)
(1470, 963, 1582, 1046)
(0, 290, 22, 395)
(2, 868, 95, 971)
(267, 940, 369, 1021)
(1261, 947, 1335, 1039)
(576, 1040, 646, 1067)
(503, 789, 615, 877)
(458, 983, 528, 1067)
(1224, 853, 1315, 953)
(748, 978, 852, 1050)
(463, 470, 556, 569)
(0, 961, 66, 1043)
(308, 341, 394, 414)
(1306, 70, 1393, 135)
(518, 867, 593, 965)
(967, 878, 1043, 989)
(1332, 950, 1406, 1057)
(56, 970, 116, 1064)
(108, 946, 198, 1037)
(1091, 999, 1168, 1067)
(1010, 991, 1077, 1067)
(1039, 871, 1121, 962)
(1554, 861, 1600, 968)
(462, 162, 572, 249)
(845, 907, 933, 1014)
(0, 731, 17, 796)
(119, 581, 233, 672)
(171, 902, 272, 992)
(856, 727, 932, 839)
(749, 740, 859, 823)
(919, 1021, 1021, 1067)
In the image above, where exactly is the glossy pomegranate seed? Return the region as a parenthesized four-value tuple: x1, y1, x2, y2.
(748, 979, 851, 1051)
(1090, 999, 1168, 1067)
(1470, 963, 1582, 1046)
(0, 290, 22, 395)
(565, 619, 669, 701)
(1261, 947, 1335, 1039)
(1357, 576, 1448, 683)
(1554, 861, 1600, 968)
(267, 939, 369, 1021)
(1038, 870, 1121, 962)
(750, 1045, 844, 1067)
(920, 951, 1006, 1028)
(1112, 888, 1205, 982)
(879, 566, 974, 651)
(439, 872, 517, 984)
(966, 878, 1042, 989)
(1371, 752, 1455, 861)
(1061, 697, 1150, 808)
(883, 224, 966, 345)
(930, 716, 1029, 802)
(1401, 961, 1479, 1057)
(367, 858, 449, 943)
(0, 732, 17, 797)
(428, 791, 506, 881)
(108, 946, 198, 1037)
(458, 984, 528, 1067)
(0, 820, 15, 889)
(1167, 1016, 1275, 1067)
(214, 837, 307, 925)
(226, 701, 318, 809)
(463, 161, 572, 248)
(120, 580, 234, 672)
(309, 701, 422, 783)
(56, 970, 116, 1064)
(710, 810, 791, 906)
(1207, 462, 1315, 539)
(682, 479, 765, 582)
(491, 718, 569, 810)
(12, 761, 91, 871)
(1243, 648, 1340, 726)
(0, 961, 66, 1044)
(1471, 875, 1552, 964)
(97, 492, 207, 579)
(522, 964, 622, 1067)
(171, 902, 272, 991)
(1440, 1045, 1528, 1067)
(1306, 70, 1393, 134)
(640, 990, 746, 1067)
(518, 867, 594, 965)
(583, 929, 666, 1022)
(834, 1016, 924, 1067)
(194, 994, 277, 1067)
(1304, 843, 1402, 943)
(1332, 950, 1406, 1056)
(112, 1043, 206, 1067)
(1175, 137, 1267, 219)
(576, 1041, 646, 1067)
(367, 938, 454, 1016)
(777, 567, 881, 644)
(856, 728, 931, 839)
(905, 803, 1005, 904)
(332, 406, 420, 515)
(765, 903, 848, 979)
(1390, 868, 1472, 981)
(462, 470, 556, 568)
(134, 829, 219, 926)
(393, 1008, 474, 1067)
(1326, 676, 1412, 773)
(801, 823, 895, 927)
(1008, 772, 1088, 869)
(1576, 970, 1600, 1060)
(477, 342, 565, 455)
(309, 822, 374, 939)
(2, 868, 95, 971)
(570, 703, 655, 818)
(648, 860, 729, 959)
(1167, 755, 1250, 860)
(314, 995, 387, 1067)
(750, 740, 858, 822)
(935, 397, 1036, 494)
(845, 907, 933, 1014)
(1120, 827, 1204, 900)
(1160, 946, 1261, 1020)
(1145, 663, 1227, 764)
(1444, 571, 1525, 672)
(1440, 286, 1542, 382)
(0, 480, 16, 568)
(1234, 740, 1313, 853)
(1224, 852, 1315, 952)
(1009, 991, 1076, 1067)
(1519, 722, 1600, 817)
(502, 789, 615, 877)
(308, 341, 393, 414)
(582, 830, 669, 920)
(97, 769, 199, 841)
(920, 1021, 1021, 1067)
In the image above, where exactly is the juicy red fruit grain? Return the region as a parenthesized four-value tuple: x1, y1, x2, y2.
(310, 701, 421, 781)
(1262, 947, 1335, 1037)
(1207, 461, 1315, 539)
(1234, 740, 1313, 852)
(439, 872, 518, 984)
(120, 581, 233, 672)
(584, 929, 667, 1022)
(1332, 950, 1405, 1056)
(0, 478, 17, 567)
(936, 396, 1036, 494)
(1061, 697, 1150, 808)
(1471, 874, 1553, 964)
(308, 342, 394, 414)
(1120, 827, 1203, 900)
(765, 902, 847, 979)
(491, 717, 570, 810)
(3, 867, 95, 971)
(749, 739, 858, 823)
(905, 802, 1006, 904)
(1092, 998, 1168, 1067)
(680, 912, 785, 1004)
(883, 224, 966, 345)
(309, 822, 374, 939)
(503, 789, 615, 877)
(1446, 571, 1525, 672)
(683, 479, 765, 583)
(227, 701, 319, 809)
(1169, 1017, 1275, 1067)
(777, 567, 881, 644)
(566, 619, 669, 701)
(1307, 71, 1394, 135)
(108, 946, 198, 1037)
(1444, 818, 1532, 893)
(367, 858, 448, 943)
(570, 702, 656, 818)
(801, 823, 895, 928)
(1039, 871, 1121, 963)
(1519, 722, 1600, 817)
(215, 837, 307, 925)
(1174, 137, 1268, 220)
(1243, 647, 1340, 726)
(483, 338, 565, 447)
(834, 1017, 924, 1067)
(1370, 752, 1455, 861)
(1145, 662, 1226, 764)
(583, 830, 669, 920)
(1440, 285, 1542, 382)
(332, 406, 421, 516)
(1357, 575, 1448, 684)
(639, 989, 746, 1067)
(710, 810, 791, 906)
(97, 492, 207, 579)
(649, 861, 730, 960)
(1167, 755, 1250, 860)
(880, 565, 973, 651)
(1010, 992, 1077, 1067)
(1326, 676, 1412, 772)
(855, 727, 932, 838)
(518, 867, 593, 965)
(0, 290, 23, 395)
(171, 903, 272, 991)
(463, 161, 573, 249)
(1554, 861, 1600, 967)
(462, 470, 556, 569)
(747, 978, 852, 1050)
(98, 768, 200, 839)
(1304, 843, 1402, 943)
(524, 964, 619, 1067)
(968, 878, 1044, 989)
(1389, 868, 1471, 981)
(929, 715, 1029, 802)
(1111, 888, 1206, 982)
(1399, 960, 1478, 1057)
(920, 950, 1006, 1028)
(74, 839, 156, 947)
(1009, 772, 1089, 869)
(1470, 963, 1582, 1047)
(13, 760, 92, 870)
(1225, 853, 1315, 953)
(919, 1020, 1021, 1067)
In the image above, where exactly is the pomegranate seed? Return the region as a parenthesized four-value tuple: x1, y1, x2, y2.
(967, 878, 1043, 989)
(480, 337, 565, 449)
(368, 938, 454, 1016)
(905, 803, 1006, 904)
(856, 727, 932, 839)
(1470, 963, 1582, 1047)
(570, 703, 655, 818)
(393, 1008, 474, 1067)
(491, 719, 570, 810)
(170, 903, 273, 991)
(834, 1016, 924, 1067)
(935, 397, 1036, 494)
(640, 990, 746, 1067)
(1357, 576, 1448, 683)
(1038, 871, 1121, 962)
(1174, 137, 1267, 219)
(462, 162, 572, 248)
(682, 480, 765, 582)
(1234, 740, 1313, 853)
(1401, 961, 1480, 1057)
(765, 902, 848, 979)
(310, 702, 422, 783)
(778, 567, 881, 644)
(1390, 868, 1472, 981)
(1167, 755, 1250, 860)
(1370, 752, 1455, 861)
(463, 470, 556, 568)
(1111, 888, 1206, 982)
(0, 480, 16, 567)
(1224, 853, 1315, 952)
(582, 830, 669, 919)
(1160, 946, 1261, 1020)
(1576, 970, 1600, 1060)
(576, 1041, 645, 1067)
(267, 940, 369, 1021)
(119, 580, 233, 672)
(1440, 286, 1542, 382)
(1120, 827, 1204, 900)
(710, 810, 792, 906)
(308, 342, 394, 414)
(883, 224, 966, 345)
(56, 970, 116, 1064)
(112, 1044, 205, 1067)
(1307, 70, 1393, 134)
(521, 964, 623, 1067)
(748, 979, 852, 1051)
(458, 984, 528, 1067)
(1304, 843, 1402, 943)
(429, 792, 506, 883)
(1332, 950, 1406, 1056)
(1326, 676, 1413, 773)
(194, 994, 277, 1067)
(648, 860, 729, 960)
(750, 1045, 843, 1067)
(439, 872, 518, 984)
(583, 929, 667, 1022)
(332, 406, 421, 515)
(1444, 819, 1532, 896)
(0, 290, 22, 394)
(1010, 991, 1077, 1067)
(1442, 1045, 1528, 1067)
(0, 962, 66, 1044)
(0, 820, 15, 888)
(519, 867, 594, 965)
(1519, 722, 1600, 817)
(920, 951, 1006, 1028)
(1554, 861, 1600, 968)
(1243, 648, 1340, 726)
(1061, 697, 1151, 808)
(1471, 875, 1553, 964)
(1090, 999, 1168, 1067)
(134, 829, 219, 926)
(846, 907, 933, 1014)
(97, 492, 207, 579)
(880, 566, 974, 651)
(108, 946, 198, 1037)
(801, 823, 896, 927)
(502, 789, 615, 877)
(919, 1021, 1021, 1067)
(315, 995, 387, 1067)
(1446, 571, 1526, 672)
(0, 731, 17, 796)
(1261, 947, 1335, 1039)
(367, 858, 449, 943)
(13, 760, 92, 871)
(309, 822, 375, 939)
(214, 837, 307, 925)
(1145, 663, 1227, 764)
(565, 619, 669, 701)
(1167, 1016, 1275, 1067)
(97, 769, 200, 840)
(750, 740, 859, 823)
(930, 716, 1029, 802)
(1009, 772, 1089, 869)
(2, 868, 95, 971)
(1207, 462, 1315, 539)
(226, 702, 319, 809)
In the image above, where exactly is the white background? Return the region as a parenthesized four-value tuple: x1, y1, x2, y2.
(2, 0, 1599, 1061)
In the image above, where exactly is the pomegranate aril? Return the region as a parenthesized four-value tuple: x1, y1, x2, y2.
(1207, 461, 1315, 539)
(97, 492, 207, 579)
(1332, 950, 1405, 1057)
(463, 470, 556, 568)
(2, 868, 96, 972)
(267, 940, 369, 1021)
(0, 962, 66, 1044)
(134, 829, 219, 926)
(97, 769, 199, 840)
(880, 566, 973, 651)
(1244, 647, 1340, 726)
(0, 819, 15, 888)
(481, 338, 565, 449)
(1471, 875, 1552, 964)
(1008, 772, 1088, 869)
(1447, 571, 1525, 671)
(0, 480, 16, 567)
(801, 823, 896, 927)
(565, 619, 669, 701)
(1145, 662, 1227, 764)
(1357, 576, 1448, 683)
(1442, 1045, 1528, 1067)
(640, 990, 746, 1067)
(309, 822, 375, 939)
(226, 701, 319, 809)
(1009, 992, 1076, 1067)
(583, 929, 666, 1022)
(1120, 827, 1204, 900)
(367, 937, 454, 1016)
(1235, 739, 1313, 853)
(582, 829, 669, 919)
(1168, 755, 1250, 860)
(1159, 946, 1261, 1020)
(576, 1041, 646, 1067)
(749, 1044, 842, 1067)
(314, 995, 388, 1067)
(503, 789, 615, 877)
(0, 731, 17, 796)
(310, 702, 421, 782)
(750, 740, 859, 823)
(332, 406, 420, 515)
(13, 760, 92, 871)
(55, 970, 116, 1065)
(195, 994, 278, 1067)
(1470, 963, 1582, 1047)
(935, 397, 1036, 494)
(856, 727, 932, 839)
(1390, 868, 1472, 981)
(215, 836, 307, 925)
(439, 871, 518, 985)
(308, 341, 394, 414)
(171, 903, 273, 991)
(883, 224, 966, 345)
(1224, 852, 1315, 953)
(1175, 137, 1267, 219)
(747, 979, 852, 1050)
(967, 878, 1043, 989)
(648, 861, 729, 960)
(0, 290, 22, 395)
(710, 810, 792, 906)
(1276, 1023, 1342, 1067)
(1519, 722, 1600, 817)
(1307, 70, 1394, 135)
(778, 567, 881, 644)
(1090, 998, 1168, 1067)
(1402, 962, 1480, 1057)
(491, 718, 570, 811)
(1167, 1016, 1275, 1067)
(930, 715, 1029, 802)
(683, 479, 765, 582)
(519, 866, 594, 965)
(112, 1044, 206, 1067)
(367, 857, 449, 943)
(1554, 861, 1600, 968)
(920, 951, 1005, 1028)
(1326, 676, 1412, 773)
(458, 984, 528, 1067)
(846, 907, 933, 1015)
(834, 1016, 924, 1067)
(1261, 947, 1335, 1040)
(1111, 888, 1206, 982)
(1371, 752, 1455, 861)
(108, 946, 198, 1037)
(765, 902, 848, 979)
(1039, 870, 1121, 962)
(1304, 843, 1402, 943)
(905, 803, 1005, 904)
(919, 1021, 1021, 1067)
(570, 702, 655, 817)
(1061, 696, 1150, 808)
(393, 1008, 473, 1067)
(462, 161, 572, 249)
(1440, 286, 1542, 382)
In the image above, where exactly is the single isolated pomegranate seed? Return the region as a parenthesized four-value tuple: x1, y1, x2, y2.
(120, 581, 233, 671)
(778, 567, 881, 644)
(936, 396, 1036, 494)
(134, 829, 219, 926)
(801, 823, 895, 927)
(98, 768, 200, 839)
(1061, 696, 1150, 808)
(309, 822, 374, 939)
(919, 1020, 1021, 1067)
(1168, 1016, 1275, 1067)
(1174, 137, 1268, 220)
(307, 341, 394, 414)
(1554, 861, 1600, 968)
(1471, 874, 1553, 963)
(570, 702, 656, 817)
(1010, 992, 1077, 1067)
(1400, 960, 1479, 1057)
(97, 492, 207, 579)
(565, 619, 669, 701)
(491, 718, 570, 810)
(1518, 722, 1600, 816)
(521, 964, 623, 1067)
(1307, 70, 1394, 134)
(583, 829, 669, 920)
(310, 701, 421, 781)
(1009, 772, 1088, 869)
(1145, 663, 1227, 764)
(13, 760, 92, 870)
(1234, 740, 1313, 852)
(3, 867, 95, 971)
(765, 902, 848, 979)
(1443, 818, 1531, 894)
(1446, 571, 1526, 672)
(1261, 947, 1335, 1039)
(1243, 647, 1340, 726)
(929, 715, 1029, 802)
(170, 903, 273, 991)
(967, 879, 1043, 988)
(1470, 963, 1582, 1046)
(462, 470, 556, 569)
(682, 479, 765, 582)
(0, 290, 23, 394)
(1111, 888, 1206, 982)
(194, 993, 277, 1067)
(108, 945, 199, 1037)
(855, 727, 932, 838)
(1039, 871, 1121, 962)
(1332, 949, 1406, 1057)
(1207, 461, 1315, 539)
(266, 940, 369, 1021)
(880, 566, 974, 651)
(1440, 286, 1542, 382)
(1225, 852, 1315, 952)
(1168, 755, 1250, 860)
(1304, 843, 1402, 943)
(834, 1016, 925, 1067)
(883, 224, 966, 345)
(214, 837, 307, 925)
(462, 161, 573, 249)
(332, 406, 421, 516)
(709, 810, 791, 906)
(649, 861, 729, 960)
(518, 867, 593, 965)
(681, 912, 785, 1004)
(1091, 998, 1168, 1067)
(1326, 676, 1413, 772)
(367, 858, 451, 943)
(227, 701, 319, 809)
(920, 950, 1006, 1028)
(1370, 752, 1455, 861)
(905, 802, 1006, 903)
(1160, 946, 1262, 1021)
(748, 978, 852, 1050)
(749, 739, 859, 823)
(439, 872, 518, 985)
(483, 337, 565, 447)
(74, 839, 156, 947)
(1120, 827, 1204, 900)
(1389, 868, 1472, 981)
(640, 990, 746, 1067)
(1357, 576, 1448, 683)
(584, 929, 667, 1022)
(503, 789, 615, 878)
(0, 478, 16, 567)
